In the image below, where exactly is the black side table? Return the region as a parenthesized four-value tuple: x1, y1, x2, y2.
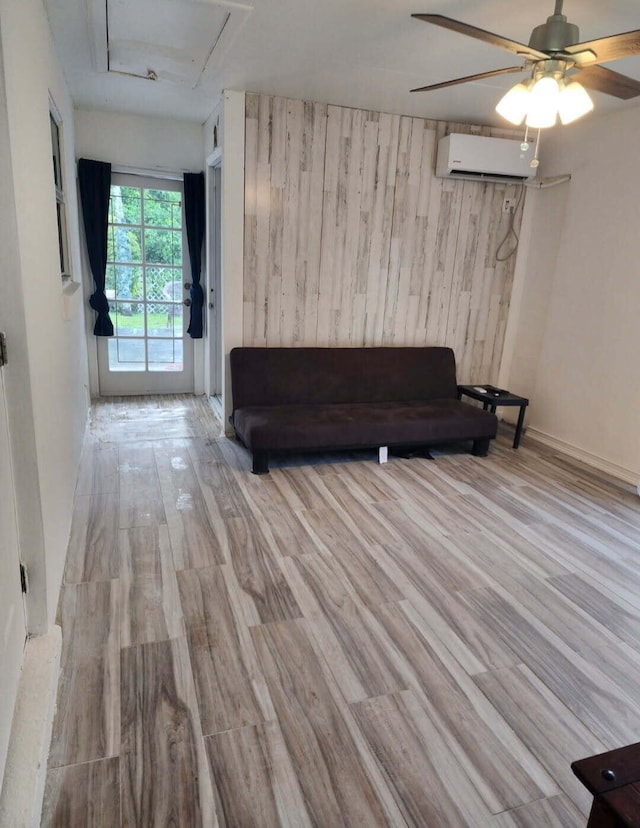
(572, 741, 640, 827)
(458, 385, 529, 449)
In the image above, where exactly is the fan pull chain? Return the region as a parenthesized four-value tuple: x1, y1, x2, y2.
(520, 126, 540, 170)
(530, 128, 541, 169)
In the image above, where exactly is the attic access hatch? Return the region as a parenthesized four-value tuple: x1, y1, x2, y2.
(89, 0, 252, 87)
(436, 134, 537, 183)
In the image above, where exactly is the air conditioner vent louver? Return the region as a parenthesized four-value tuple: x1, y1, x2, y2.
(447, 169, 531, 182)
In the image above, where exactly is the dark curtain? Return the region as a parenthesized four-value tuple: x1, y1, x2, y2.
(184, 172, 205, 339)
(78, 158, 113, 336)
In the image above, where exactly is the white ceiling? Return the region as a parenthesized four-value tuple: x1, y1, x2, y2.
(44, 0, 640, 126)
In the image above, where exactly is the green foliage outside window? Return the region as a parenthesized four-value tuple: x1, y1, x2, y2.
(107, 185, 183, 314)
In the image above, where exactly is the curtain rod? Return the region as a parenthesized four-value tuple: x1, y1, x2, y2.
(110, 164, 198, 181)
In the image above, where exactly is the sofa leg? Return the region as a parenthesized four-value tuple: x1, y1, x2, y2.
(472, 438, 491, 457)
(252, 452, 269, 475)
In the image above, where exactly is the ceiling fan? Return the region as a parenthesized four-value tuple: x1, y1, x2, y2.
(411, 1, 640, 130)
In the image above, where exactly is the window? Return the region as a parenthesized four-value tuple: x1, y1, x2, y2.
(105, 179, 185, 373)
(50, 110, 70, 278)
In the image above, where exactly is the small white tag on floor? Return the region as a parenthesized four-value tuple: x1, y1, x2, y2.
(378, 446, 388, 464)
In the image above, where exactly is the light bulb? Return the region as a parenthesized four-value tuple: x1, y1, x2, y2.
(525, 76, 560, 129)
(496, 81, 532, 125)
(558, 80, 594, 124)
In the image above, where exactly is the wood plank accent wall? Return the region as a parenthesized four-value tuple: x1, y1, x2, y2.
(243, 93, 526, 383)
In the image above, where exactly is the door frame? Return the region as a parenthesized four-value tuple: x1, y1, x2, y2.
(0, 362, 28, 784)
(206, 153, 223, 399)
(96, 171, 195, 396)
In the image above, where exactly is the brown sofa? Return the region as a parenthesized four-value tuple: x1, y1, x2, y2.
(229, 346, 498, 474)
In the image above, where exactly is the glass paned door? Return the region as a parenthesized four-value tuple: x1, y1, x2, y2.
(97, 174, 194, 395)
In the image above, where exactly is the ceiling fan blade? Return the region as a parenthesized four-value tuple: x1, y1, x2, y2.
(411, 65, 524, 93)
(575, 64, 640, 99)
(412, 14, 548, 61)
(565, 29, 640, 65)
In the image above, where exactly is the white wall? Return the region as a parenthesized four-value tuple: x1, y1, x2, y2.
(75, 109, 206, 394)
(75, 108, 204, 173)
(500, 182, 569, 400)
(0, 0, 90, 633)
(506, 105, 640, 482)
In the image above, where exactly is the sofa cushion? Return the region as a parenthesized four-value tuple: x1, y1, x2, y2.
(230, 347, 459, 409)
(233, 399, 497, 452)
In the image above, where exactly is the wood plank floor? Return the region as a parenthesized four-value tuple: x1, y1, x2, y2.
(42, 395, 640, 826)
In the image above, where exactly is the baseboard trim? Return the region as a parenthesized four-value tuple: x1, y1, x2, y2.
(526, 427, 640, 488)
(0, 625, 62, 827)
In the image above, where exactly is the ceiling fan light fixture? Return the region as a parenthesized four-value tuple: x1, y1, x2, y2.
(525, 75, 560, 128)
(411, 5, 640, 129)
(495, 81, 533, 125)
(558, 80, 594, 124)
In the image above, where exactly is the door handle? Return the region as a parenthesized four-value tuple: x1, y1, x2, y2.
(183, 298, 192, 307)
(184, 282, 192, 290)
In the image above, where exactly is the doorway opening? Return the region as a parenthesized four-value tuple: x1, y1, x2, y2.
(97, 173, 194, 395)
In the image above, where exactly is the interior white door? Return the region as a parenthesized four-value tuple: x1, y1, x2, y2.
(97, 174, 194, 395)
(0, 357, 27, 785)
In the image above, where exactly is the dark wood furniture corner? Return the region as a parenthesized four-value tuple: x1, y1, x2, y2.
(572, 742, 640, 827)
(458, 385, 529, 449)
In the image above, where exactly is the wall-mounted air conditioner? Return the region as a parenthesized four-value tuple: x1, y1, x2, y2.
(436, 133, 537, 183)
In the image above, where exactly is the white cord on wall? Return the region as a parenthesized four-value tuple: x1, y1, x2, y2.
(495, 183, 525, 262)
(495, 173, 572, 262)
